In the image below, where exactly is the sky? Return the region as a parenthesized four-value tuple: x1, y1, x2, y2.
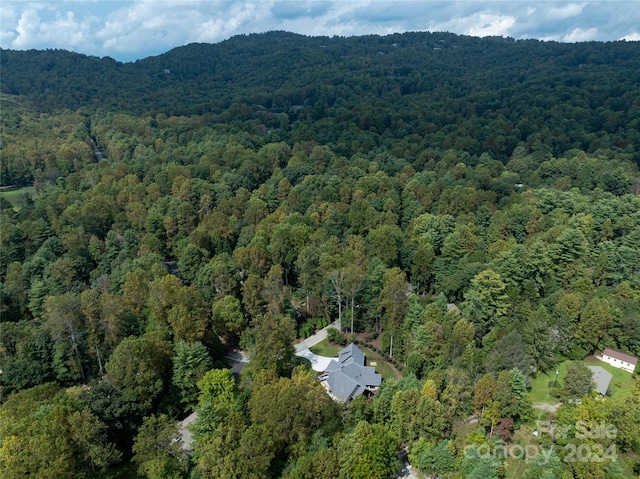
(1, 1, 639, 62)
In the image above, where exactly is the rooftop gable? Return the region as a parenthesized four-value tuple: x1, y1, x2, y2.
(327, 370, 361, 402)
(322, 343, 381, 402)
(338, 343, 365, 366)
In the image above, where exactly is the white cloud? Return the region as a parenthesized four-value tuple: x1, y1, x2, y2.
(429, 11, 516, 39)
(465, 13, 516, 37)
(7, 5, 103, 54)
(2, 1, 640, 61)
(12, 9, 41, 48)
(546, 3, 585, 21)
(620, 32, 640, 41)
(0, 4, 19, 43)
(563, 27, 598, 42)
(97, 1, 275, 55)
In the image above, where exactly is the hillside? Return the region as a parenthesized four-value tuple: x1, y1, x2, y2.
(2, 32, 640, 161)
(1, 31, 640, 479)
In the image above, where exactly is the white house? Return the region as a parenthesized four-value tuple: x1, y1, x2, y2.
(599, 348, 638, 373)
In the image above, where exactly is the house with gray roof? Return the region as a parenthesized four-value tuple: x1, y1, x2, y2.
(588, 366, 612, 396)
(319, 343, 382, 402)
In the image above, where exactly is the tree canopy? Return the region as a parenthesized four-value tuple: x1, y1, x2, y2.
(1, 30, 640, 479)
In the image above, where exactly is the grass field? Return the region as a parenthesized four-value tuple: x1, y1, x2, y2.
(309, 339, 400, 380)
(361, 347, 400, 380)
(0, 186, 35, 211)
(530, 361, 571, 404)
(530, 356, 636, 404)
(309, 339, 342, 357)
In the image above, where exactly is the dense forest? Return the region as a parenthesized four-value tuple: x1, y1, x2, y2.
(1, 31, 639, 479)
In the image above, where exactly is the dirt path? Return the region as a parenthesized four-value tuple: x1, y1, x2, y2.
(533, 402, 562, 413)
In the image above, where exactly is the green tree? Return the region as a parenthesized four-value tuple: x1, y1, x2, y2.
(132, 414, 189, 479)
(105, 333, 172, 412)
(195, 253, 238, 301)
(79, 379, 144, 457)
(80, 289, 126, 376)
(494, 370, 519, 419)
(248, 368, 339, 458)
(244, 311, 296, 377)
(463, 269, 511, 340)
(0, 384, 120, 478)
(282, 445, 340, 479)
(559, 361, 594, 402)
(575, 297, 613, 352)
(484, 330, 535, 377)
(197, 368, 238, 408)
(441, 367, 472, 419)
(236, 424, 276, 478)
(474, 373, 497, 414)
(211, 294, 246, 345)
(460, 443, 500, 479)
(42, 292, 88, 383)
(338, 421, 399, 479)
(172, 341, 214, 409)
(409, 438, 456, 475)
(344, 236, 368, 334)
(176, 242, 207, 284)
(379, 267, 409, 356)
(410, 241, 435, 294)
(262, 263, 287, 312)
(67, 408, 122, 473)
(449, 318, 475, 358)
(241, 274, 266, 319)
(190, 410, 248, 478)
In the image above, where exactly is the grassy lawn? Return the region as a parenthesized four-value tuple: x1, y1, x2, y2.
(530, 360, 570, 404)
(0, 185, 35, 210)
(530, 356, 636, 404)
(309, 339, 342, 357)
(308, 339, 400, 380)
(504, 424, 541, 478)
(360, 347, 401, 380)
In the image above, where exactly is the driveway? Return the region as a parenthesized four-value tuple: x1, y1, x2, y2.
(296, 348, 335, 372)
(178, 411, 197, 452)
(295, 320, 339, 352)
(294, 320, 340, 371)
(227, 350, 249, 375)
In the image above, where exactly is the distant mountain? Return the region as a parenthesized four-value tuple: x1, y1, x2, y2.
(2, 31, 639, 161)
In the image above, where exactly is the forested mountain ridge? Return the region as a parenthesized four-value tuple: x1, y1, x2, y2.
(2, 31, 640, 164)
(1, 31, 640, 479)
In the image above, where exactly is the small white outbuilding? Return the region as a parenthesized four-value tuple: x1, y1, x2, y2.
(599, 347, 638, 373)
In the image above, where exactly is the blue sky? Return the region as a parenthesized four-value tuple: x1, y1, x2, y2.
(2, 1, 639, 62)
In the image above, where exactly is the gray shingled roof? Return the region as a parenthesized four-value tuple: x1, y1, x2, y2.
(322, 343, 382, 402)
(339, 343, 365, 365)
(588, 366, 612, 396)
